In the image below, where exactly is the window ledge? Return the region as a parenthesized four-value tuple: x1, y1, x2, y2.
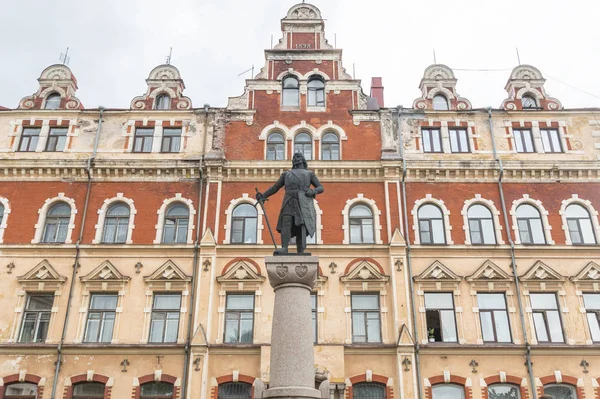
(280, 106, 300, 112)
(306, 106, 326, 113)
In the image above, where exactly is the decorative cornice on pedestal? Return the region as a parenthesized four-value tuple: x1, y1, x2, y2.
(265, 256, 318, 291)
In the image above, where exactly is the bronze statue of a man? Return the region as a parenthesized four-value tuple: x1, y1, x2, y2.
(256, 152, 324, 254)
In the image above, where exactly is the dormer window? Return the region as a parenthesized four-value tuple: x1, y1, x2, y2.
(432, 95, 449, 110)
(307, 76, 325, 107)
(155, 94, 171, 110)
(44, 93, 61, 110)
(522, 95, 537, 109)
(282, 76, 299, 107)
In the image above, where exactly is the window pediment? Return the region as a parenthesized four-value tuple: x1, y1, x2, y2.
(415, 260, 462, 282)
(217, 259, 265, 290)
(80, 260, 130, 283)
(467, 260, 512, 282)
(144, 260, 191, 282)
(17, 259, 67, 291)
(341, 260, 388, 283)
(571, 261, 600, 291)
(519, 261, 564, 282)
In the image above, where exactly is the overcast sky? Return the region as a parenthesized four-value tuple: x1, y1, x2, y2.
(1, 0, 599, 110)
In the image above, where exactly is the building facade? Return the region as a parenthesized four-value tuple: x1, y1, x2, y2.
(0, 3, 599, 399)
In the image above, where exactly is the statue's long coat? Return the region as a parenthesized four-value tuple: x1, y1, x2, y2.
(261, 168, 324, 237)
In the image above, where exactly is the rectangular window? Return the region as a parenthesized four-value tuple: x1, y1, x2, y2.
(19, 294, 54, 343)
(45, 127, 68, 152)
(18, 128, 41, 152)
(149, 293, 181, 343)
(422, 128, 442, 153)
(530, 293, 564, 343)
(161, 128, 182, 153)
(449, 129, 470, 153)
(477, 293, 511, 342)
(133, 128, 154, 153)
(513, 129, 535, 153)
(224, 294, 254, 344)
(583, 293, 600, 342)
(541, 129, 563, 153)
(84, 294, 118, 343)
(425, 293, 457, 342)
(311, 293, 318, 344)
(351, 293, 381, 343)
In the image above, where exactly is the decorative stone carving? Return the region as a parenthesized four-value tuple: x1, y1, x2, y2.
(18, 64, 83, 110)
(286, 4, 322, 20)
(500, 65, 562, 111)
(130, 64, 192, 110)
(412, 64, 472, 110)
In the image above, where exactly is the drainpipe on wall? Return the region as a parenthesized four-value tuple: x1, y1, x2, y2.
(396, 106, 424, 399)
(486, 108, 537, 399)
(50, 106, 105, 399)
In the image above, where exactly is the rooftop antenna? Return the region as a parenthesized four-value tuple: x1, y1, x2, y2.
(165, 47, 173, 65)
(433, 49, 437, 64)
(334, 33, 337, 49)
(238, 64, 255, 79)
(352, 63, 356, 79)
(59, 47, 70, 65)
(270, 34, 273, 49)
(515, 47, 521, 65)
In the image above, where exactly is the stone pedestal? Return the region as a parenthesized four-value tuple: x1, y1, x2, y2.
(264, 256, 321, 399)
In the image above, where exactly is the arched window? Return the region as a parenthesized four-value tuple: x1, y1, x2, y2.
(432, 95, 449, 111)
(155, 94, 171, 110)
(521, 95, 537, 109)
(353, 382, 386, 399)
(432, 384, 465, 399)
(218, 382, 252, 399)
(565, 204, 597, 244)
(231, 203, 257, 244)
(0, 203, 4, 224)
(418, 204, 445, 244)
(467, 204, 496, 245)
(140, 382, 174, 399)
(488, 384, 521, 399)
(5, 383, 37, 398)
(544, 384, 577, 399)
(282, 76, 299, 107)
(266, 132, 285, 160)
(72, 382, 105, 399)
(162, 203, 189, 244)
(102, 202, 130, 244)
(349, 204, 374, 244)
(516, 204, 546, 244)
(321, 132, 339, 160)
(294, 132, 312, 160)
(44, 93, 61, 110)
(307, 76, 325, 107)
(42, 202, 71, 243)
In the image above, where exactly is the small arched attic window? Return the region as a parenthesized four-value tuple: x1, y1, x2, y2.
(432, 94, 449, 110)
(44, 93, 61, 110)
(155, 93, 171, 110)
(521, 94, 538, 109)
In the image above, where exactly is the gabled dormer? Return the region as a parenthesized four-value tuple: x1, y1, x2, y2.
(130, 64, 192, 110)
(412, 64, 471, 111)
(18, 64, 83, 110)
(501, 65, 562, 111)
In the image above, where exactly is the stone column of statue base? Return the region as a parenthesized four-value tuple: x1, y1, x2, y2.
(264, 256, 322, 399)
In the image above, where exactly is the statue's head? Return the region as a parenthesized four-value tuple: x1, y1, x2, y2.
(292, 152, 308, 169)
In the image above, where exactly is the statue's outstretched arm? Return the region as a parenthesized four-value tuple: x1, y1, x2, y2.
(260, 172, 286, 199)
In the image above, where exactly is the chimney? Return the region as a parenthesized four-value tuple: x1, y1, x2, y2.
(370, 77, 384, 108)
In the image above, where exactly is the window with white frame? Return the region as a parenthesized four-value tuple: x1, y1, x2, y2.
(467, 204, 496, 245)
(0, 203, 4, 226)
(133, 128, 154, 153)
(45, 127, 68, 152)
(565, 204, 597, 245)
(282, 76, 299, 107)
(488, 385, 520, 399)
(422, 128, 442, 153)
(307, 76, 325, 107)
(432, 384, 464, 399)
(311, 293, 317, 344)
(19, 294, 54, 343)
(321, 132, 339, 160)
(424, 292, 457, 342)
(543, 384, 577, 399)
(102, 202, 131, 244)
(83, 293, 118, 343)
(224, 293, 254, 344)
(266, 132, 285, 160)
(583, 293, 600, 342)
(418, 204, 446, 244)
(161, 128, 181, 153)
(294, 132, 313, 160)
(432, 95, 449, 111)
(155, 94, 171, 110)
(530, 293, 564, 343)
(449, 128, 470, 153)
(149, 293, 181, 343)
(516, 204, 546, 244)
(18, 128, 41, 152)
(349, 204, 374, 244)
(351, 293, 381, 343)
(162, 203, 189, 244)
(4, 382, 38, 398)
(513, 129, 535, 153)
(477, 293, 511, 343)
(541, 129, 563, 153)
(230, 203, 257, 244)
(353, 382, 386, 399)
(44, 93, 61, 110)
(42, 202, 71, 243)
